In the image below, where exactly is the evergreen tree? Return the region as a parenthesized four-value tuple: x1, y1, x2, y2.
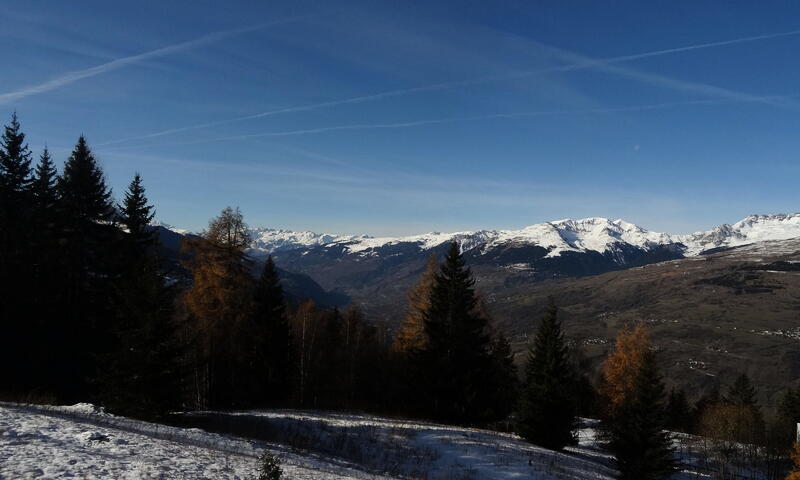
(120, 173, 155, 250)
(420, 241, 493, 423)
(516, 301, 577, 450)
(727, 374, 758, 407)
(487, 331, 518, 421)
(102, 175, 178, 418)
(780, 387, 800, 423)
(28, 147, 62, 388)
(56, 135, 119, 400)
(0, 112, 34, 391)
(31, 147, 58, 211)
(0, 111, 33, 203)
(607, 351, 677, 480)
(252, 255, 292, 405)
(59, 135, 114, 225)
(665, 387, 692, 433)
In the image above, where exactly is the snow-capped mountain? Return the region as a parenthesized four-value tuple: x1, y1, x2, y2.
(675, 214, 800, 255)
(239, 213, 800, 258)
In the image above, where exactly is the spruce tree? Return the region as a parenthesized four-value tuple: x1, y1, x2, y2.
(252, 255, 292, 405)
(421, 241, 493, 423)
(607, 352, 677, 480)
(59, 135, 114, 225)
(0, 112, 34, 391)
(28, 147, 62, 387)
(31, 147, 58, 210)
(56, 135, 118, 400)
(516, 301, 577, 450)
(487, 331, 518, 421)
(727, 374, 758, 407)
(120, 173, 156, 250)
(665, 387, 692, 433)
(103, 174, 177, 418)
(0, 112, 33, 203)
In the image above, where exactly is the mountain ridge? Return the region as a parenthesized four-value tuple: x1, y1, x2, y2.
(161, 213, 800, 258)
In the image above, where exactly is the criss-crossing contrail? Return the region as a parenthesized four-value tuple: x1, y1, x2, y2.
(0, 14, 316, 106)
(99, 95, 797, 149)
(96, 28, 800, 147)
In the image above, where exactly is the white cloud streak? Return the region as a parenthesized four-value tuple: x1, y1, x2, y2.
(96, 28, 800, 146)
(100, 95, 798, 148)
(0, 14, 315, 106)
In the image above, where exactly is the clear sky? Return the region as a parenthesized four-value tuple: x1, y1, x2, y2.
(2, 1, 799, 235)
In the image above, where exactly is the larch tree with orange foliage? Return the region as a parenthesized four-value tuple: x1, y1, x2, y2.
(599, 323, 652, 416)
(392, 254, 437, 354)
(181, 206, 255, 409)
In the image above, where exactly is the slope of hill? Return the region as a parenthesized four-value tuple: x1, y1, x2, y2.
(490, 238, 800, 408)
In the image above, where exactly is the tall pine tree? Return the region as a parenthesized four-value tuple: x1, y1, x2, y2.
(120, 173, 155, 250)
(420, 241, 493, 423)
(606, 351, 677, 480)
(102, 174, 178, 418)
(0, 112, 34, 391)
(252, 255, 292, 405)
(516, 301, 577, 450)
(56, 135, 118, 400)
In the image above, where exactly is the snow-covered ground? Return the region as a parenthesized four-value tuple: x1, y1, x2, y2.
(0, 402, 763, 479)
(0, 403, 395, 480)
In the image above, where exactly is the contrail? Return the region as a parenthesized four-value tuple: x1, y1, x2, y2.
(100, 95, 797, 149)
(96, 28, 800, 147)
(0, 14, 315, 105)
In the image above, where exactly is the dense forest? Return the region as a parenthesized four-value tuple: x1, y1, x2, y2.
(2, 112, 800, 479)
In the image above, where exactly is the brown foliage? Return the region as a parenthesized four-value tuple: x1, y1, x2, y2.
(179, 207, 255, 408)
(786, 443, 800, 480)
(392, 254, 437, 354)
(599, 323, 651, 416)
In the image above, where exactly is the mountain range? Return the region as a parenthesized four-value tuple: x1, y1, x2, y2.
(157, 213, 800, 407)
(247, 213, 800, 259)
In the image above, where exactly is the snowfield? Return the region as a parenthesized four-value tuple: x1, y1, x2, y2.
(0, 402, 745, 479)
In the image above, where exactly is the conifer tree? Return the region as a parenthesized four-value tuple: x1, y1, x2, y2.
(607, 351, 677, 480)
(103, 174, 177, 418)
(727, 374, 758, 407)
(31, 147, 58, 210)
(56, 135, 118, 400)
(181, 206, 253, 408)
(0, 112, 33, 204)
(252, 255, 292, 405)
(27, 147, 62, 386)
(393, 254, 437, 354)
(487, 331, 518, 421)
(59, 135, 114, 225)
(421, 241, 493, 423)
(0, 112, 34, 390)
(665, 387, 692, 433)
(599, 324, 651, 417)
(120, 173, 155, 250)
(516, 301, 577, 449)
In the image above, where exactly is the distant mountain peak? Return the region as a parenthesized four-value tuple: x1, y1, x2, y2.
(159, 213, 800, 258)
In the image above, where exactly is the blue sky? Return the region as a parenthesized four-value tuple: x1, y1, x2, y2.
(2, 1, 800, 235)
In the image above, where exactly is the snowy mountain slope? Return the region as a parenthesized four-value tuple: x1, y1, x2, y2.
(230, 213, 800, 258)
